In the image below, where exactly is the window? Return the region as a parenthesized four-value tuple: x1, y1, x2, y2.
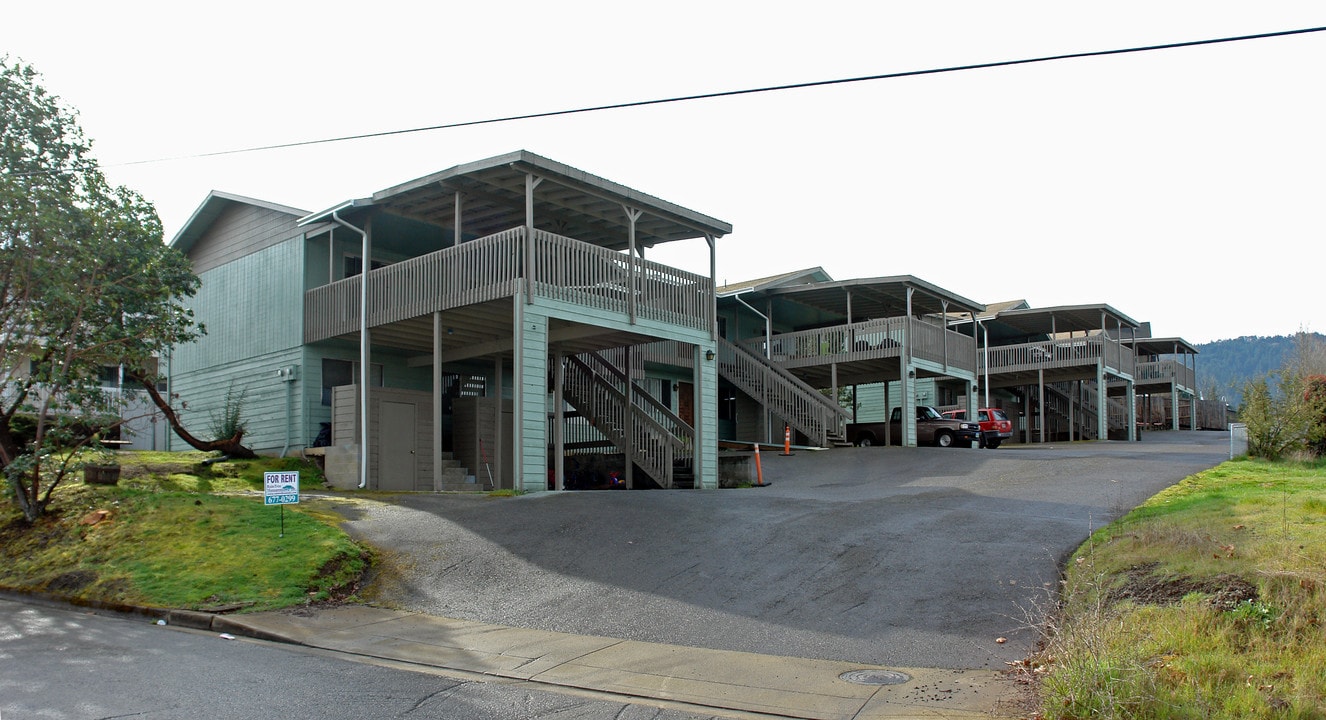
(343, 255, 387, 279)
(321, 359, 384, 405)
(719, 387, 737, 421)
(98, 366, 121, 389)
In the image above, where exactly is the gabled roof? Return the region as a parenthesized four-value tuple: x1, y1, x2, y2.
(717, 267, 833, 296)
(170, 191, 309, 255)
(946, 299, 1031, 325)
(300, 150, 732, 251)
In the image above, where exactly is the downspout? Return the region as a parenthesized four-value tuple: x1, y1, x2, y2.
(730, 291, 773, 445)
(330, 209, 370, 489)
(731, 293, 771, 358)
(281, 370, 292, 457)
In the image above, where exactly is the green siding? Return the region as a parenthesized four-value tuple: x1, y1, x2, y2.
(175, 238, 304, 371)
(694, 343, 719, 489)
(512, 300, 548, 492)
(300, 341, 436, 453)
(167, 348, 304, 454)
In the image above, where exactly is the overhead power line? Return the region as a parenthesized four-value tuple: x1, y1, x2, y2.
(35, 25, 1326, 173)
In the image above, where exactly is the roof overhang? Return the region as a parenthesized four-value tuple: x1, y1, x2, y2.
(758, 275, 986, 319)
(1126, 336, 1199, 356)
(989, 303, 1141, 339)
(343, 150, 732, 250)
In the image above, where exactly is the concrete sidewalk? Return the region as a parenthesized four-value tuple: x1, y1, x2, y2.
(206, 605, 1027, 719)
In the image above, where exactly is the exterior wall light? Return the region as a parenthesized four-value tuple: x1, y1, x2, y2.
(705, 349, 716, 361)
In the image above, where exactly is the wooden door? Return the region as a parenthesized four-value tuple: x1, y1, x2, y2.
(678, 382, 694, 426)
(380, 401, 417, 490)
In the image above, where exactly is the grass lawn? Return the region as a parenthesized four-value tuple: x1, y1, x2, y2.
(1, 451, 369, 612)
(1030, 457, 1326, 719)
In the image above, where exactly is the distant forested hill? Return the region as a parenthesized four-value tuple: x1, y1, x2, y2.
(1195, 333, 1324, 407)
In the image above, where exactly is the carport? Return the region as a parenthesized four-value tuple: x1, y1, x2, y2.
(977, 303, 1141, 443)
(725, 275, 985, 447)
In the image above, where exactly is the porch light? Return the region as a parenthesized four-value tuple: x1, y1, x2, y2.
(705, 349, 715, 361)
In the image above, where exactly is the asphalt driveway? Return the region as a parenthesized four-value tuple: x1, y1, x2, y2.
(332, 431, 1230, 671)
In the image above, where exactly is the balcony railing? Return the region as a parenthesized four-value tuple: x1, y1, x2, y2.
(982, 335, 1135, 377)
(305, 226, 713, 343)
(1132, 360, 1195, 390)
(740, 317, 976, 374)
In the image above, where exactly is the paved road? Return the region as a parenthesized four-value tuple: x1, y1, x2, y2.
(0, 597, 726, 720)
(334, 432, 1230, 671)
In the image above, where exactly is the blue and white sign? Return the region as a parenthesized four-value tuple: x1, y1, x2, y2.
(264, 471, 300, 505)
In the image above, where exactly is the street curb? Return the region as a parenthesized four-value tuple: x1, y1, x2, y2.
(0, 586, 166, 621)
(0, 586, 302, 645)
(211, 614, 305, 644)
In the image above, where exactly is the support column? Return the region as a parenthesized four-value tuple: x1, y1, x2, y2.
(831, 363, 839, 412)
(494, 355, 504, 489)
(511, 293, 548, 491)
(523, 173, 543, 304)
(883, 381, 891, 446)
(453, 191, 463, 248)
(433, 312, 443, 492)
(902, 287, 916, 447)
(1096, 363, 1108, 441)
(693, 342, 719, 489)
(553, 350, 565, 491)
(1068, 377, 1075, 442)
(623, 206, 642, 324)
(1127, 381, 1138, 441)
(1037, 369, 1045, 444)
(706, 235, 717, 342)
(625, 345, 635, 490)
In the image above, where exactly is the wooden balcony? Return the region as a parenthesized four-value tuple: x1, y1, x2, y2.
(304, 226, 713, 345)
(982, 335, 1135, 388)
(1128, 360, 1195, 393)
(739, 317, 977, 388)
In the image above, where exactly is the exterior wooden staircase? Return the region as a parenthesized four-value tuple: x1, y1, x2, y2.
(561, 351, 693, 488)
(717, 338, 850, 447)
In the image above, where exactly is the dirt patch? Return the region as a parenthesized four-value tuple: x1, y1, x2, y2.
(1107, 562, 1259, 610)
(116, 461, 213, 480)
(43, 569, 98, 594)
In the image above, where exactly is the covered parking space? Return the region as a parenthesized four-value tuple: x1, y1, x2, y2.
(977, 304, 1142, 443)
(731, 275, 985, 446)
(1123, 337, 1200, 431)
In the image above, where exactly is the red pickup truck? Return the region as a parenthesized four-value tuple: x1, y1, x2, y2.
(941, 408, 1013, 448)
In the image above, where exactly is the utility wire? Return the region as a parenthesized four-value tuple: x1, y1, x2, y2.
(38, 25, 1326, 173)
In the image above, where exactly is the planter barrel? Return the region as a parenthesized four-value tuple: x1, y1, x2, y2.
(84, 464, 121, 486)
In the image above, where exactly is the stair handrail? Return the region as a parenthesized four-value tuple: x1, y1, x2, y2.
(718, 337, 849, 446)
(581, 351, 695, 443)
(566, 355, 687, 452)
(721, 338, 849, 419)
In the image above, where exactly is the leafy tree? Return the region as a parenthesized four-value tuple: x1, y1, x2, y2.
(0, 58, 203, 521)
(1304, 374, 1326, 457)
(1240, 370, 1326, 461)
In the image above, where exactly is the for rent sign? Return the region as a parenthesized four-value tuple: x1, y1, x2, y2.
(264, 471, 300, 505)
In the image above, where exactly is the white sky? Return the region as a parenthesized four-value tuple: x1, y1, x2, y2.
(4, 1, 1323, 344)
